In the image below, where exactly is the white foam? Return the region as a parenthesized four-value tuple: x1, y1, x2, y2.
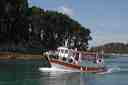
(97, 67, 121, 74)
(39, 67, 79, 72)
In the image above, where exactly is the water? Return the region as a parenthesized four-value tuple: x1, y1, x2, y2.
(0, 56, 128, 85)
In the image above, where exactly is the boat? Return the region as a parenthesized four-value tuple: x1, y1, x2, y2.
(46, 47, 106, 73)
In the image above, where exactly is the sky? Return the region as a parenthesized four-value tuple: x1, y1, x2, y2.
(28, 0, 128, 47)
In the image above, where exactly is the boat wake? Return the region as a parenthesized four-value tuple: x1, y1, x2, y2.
(39, 67, 80, 73)
(97, 67, 121, 74)
(39, 66, 128, 75)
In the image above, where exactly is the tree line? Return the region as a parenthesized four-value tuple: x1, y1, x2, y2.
(0, 0, 91, 52)
(90, 42, 128, 54)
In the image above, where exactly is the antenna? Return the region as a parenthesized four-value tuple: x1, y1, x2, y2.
(101, 48, 104, 58)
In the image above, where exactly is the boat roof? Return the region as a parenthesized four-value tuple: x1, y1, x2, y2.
(73, 50, 97, 54)
(57, 47, 68, 50)
(57, 47, 98, 57)
(72, 50, 98, 58)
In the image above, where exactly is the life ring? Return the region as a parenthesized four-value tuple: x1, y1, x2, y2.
(96, 59, 104, 64)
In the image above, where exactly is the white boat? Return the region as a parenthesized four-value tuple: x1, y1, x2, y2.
(45, 47, 106, 73)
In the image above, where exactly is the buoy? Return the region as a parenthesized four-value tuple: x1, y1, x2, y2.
(96, 59, 104, 64)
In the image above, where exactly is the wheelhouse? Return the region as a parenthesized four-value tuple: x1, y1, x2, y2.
(48, 47, 104, 67)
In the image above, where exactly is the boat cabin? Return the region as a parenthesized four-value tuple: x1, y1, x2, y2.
(57, 47, 104, 65)
(48, 47, 104, 67)
(46, 47, 105, 72)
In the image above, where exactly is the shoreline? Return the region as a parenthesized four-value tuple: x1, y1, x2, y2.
(0, 52, 46, 60)
(0, 52, 128, 60)
(104, 53, 128, 57)
(0, 52, 50, 71)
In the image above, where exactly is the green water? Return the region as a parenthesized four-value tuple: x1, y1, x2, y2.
(0, 56, 128, 85)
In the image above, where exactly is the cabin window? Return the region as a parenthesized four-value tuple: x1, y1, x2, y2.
(75, 53, 79, 61)
(61, 49, 64, 53)
(58, 49, 60, 52)
(62, 57, 67, 61)
(65, 50, 68, 54)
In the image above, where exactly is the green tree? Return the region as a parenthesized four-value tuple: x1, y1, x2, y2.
(27, 6, 91, 51)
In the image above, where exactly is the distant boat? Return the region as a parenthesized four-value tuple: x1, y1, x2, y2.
(45, 47, 106, 73)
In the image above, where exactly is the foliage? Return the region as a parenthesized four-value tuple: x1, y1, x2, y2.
(27, 6, 91, 51)
(0, 0, 91, 52)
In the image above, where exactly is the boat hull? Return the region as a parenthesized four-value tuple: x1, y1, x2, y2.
(50, 60, 106, 73)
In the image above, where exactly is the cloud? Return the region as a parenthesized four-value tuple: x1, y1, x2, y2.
(57, 6, 74, 16)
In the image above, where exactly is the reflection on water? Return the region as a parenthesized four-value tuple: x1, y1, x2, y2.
(0, 56, 128, 85)
(40, 72, 81, 85)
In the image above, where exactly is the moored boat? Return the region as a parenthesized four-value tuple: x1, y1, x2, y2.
(46, 47, 106, 73)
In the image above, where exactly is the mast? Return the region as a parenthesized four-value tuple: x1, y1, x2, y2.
(101, 48, 104, 59)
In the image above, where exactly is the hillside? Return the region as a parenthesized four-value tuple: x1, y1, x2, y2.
(90, 42, 128, 54)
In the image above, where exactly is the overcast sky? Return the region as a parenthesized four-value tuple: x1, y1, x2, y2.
(28, 0, 128, 47)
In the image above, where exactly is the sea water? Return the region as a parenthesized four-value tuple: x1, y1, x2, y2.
(0, 56, 128, 85)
